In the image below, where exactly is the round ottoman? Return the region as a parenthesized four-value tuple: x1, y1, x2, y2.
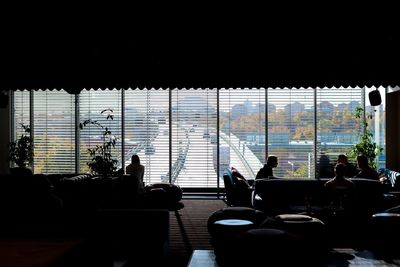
(144, 183, 183, 210)
(213, 218, 255, 239)
(261, 213, 328, 262)
(207, 207, 266, 264)
(207, 207, 266, 238)
(273, 214, 326, 238)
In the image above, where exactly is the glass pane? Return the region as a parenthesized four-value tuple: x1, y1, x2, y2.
(171, 89, 218, 187)
(316, 87, 362, 178)
(124, 88, 169, 185)
(365, 86, 386, 169)
(268, 88, 315, 178)
(11, 90, 31, 169)
(219, 88, 265, 180)
(79, 89, 122, 174)
(33, 90, 75, 173)
(13, 90, 30, 141)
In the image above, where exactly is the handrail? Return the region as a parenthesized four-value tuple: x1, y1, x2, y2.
(220, 134, 255, 178)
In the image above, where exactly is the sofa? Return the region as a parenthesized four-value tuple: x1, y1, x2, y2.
(252, 177, 394, 247)
(253, 178, 388, 216)
(0, 172, 170, 266)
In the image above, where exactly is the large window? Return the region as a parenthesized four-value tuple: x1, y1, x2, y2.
(316, 88, 362, 177)
(268, 88, 315, 178)
(219, 88, 265, 180)
(124, 89, 169, 185)
(11, 87, 386, 187)
(171, 89, 218, 187)
(33, 90, 75, 173)
(12, 90, 30, 141)
(365, 87, 386, 169)
(79, 89, 122, 174)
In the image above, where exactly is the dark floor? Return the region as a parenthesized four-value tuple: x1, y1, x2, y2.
(167, 198, 400, 267)
(188, 248, 400, 267)
(166, 198, 227, 267)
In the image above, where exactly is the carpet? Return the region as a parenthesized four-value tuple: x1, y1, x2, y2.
(166, 199, 227, 267)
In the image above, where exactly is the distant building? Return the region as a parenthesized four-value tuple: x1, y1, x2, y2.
(284, 101, 305, 114)
(318, 101, 334, 113)
(268, 103, 276, 113)
(349, 101, 361, 112)
(337, 103, 348, 111)
(243, 99, 254, 113)
(336, 101, 361, 112)
(252, 103, 276, 113)
(231, 104, 248, 120)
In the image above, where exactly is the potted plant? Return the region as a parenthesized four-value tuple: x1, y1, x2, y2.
(9, 123, 34, 175)
(79, 109, 118, 178)
(347, 106, 384, 169)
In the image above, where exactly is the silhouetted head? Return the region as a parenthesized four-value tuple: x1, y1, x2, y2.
(357, 155, 369, 169)
(131, 154, 140, 164)
(334, 163, 346, 178)
(267, 155, 278, 168)
(337, 154, 348, 164)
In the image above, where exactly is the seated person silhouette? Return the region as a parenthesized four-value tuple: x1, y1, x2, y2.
(256, 155, 278, 179)
(325, 163, 355, 215)
(231, 166, 251, 188)
(230, 166, 252, 207)
(353, 154, 379, 180)
(336, 154, 357, 178)
(126, 154, 145, 183)
(319, 154, 333, 178)
(114, 155, 146, 207)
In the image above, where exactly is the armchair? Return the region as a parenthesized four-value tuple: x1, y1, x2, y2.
(222, 168, 253, 207)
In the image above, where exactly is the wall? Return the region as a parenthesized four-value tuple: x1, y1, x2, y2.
(386, 89, 400, 171)
(0, 91, 10, 174)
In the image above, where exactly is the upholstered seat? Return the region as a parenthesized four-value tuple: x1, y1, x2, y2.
(207, 207, 266, 266)
(144, 183, 183, 210)
(207, 206, 266, 237)
(222, 168, 253, 207)
(261, 213, 328, 253)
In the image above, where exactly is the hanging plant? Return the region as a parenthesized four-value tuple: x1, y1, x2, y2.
(347, 106, 384, 169)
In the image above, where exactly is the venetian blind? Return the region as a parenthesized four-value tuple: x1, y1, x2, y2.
(268, 88, 315, 178)
(33, 90, 75, 173)
(12, 90, 30, 143)
(79, 89, 122, 174)
(124, 88, 170, 185)
(365, 87, 386, 169)
(171, 89, 218, 187)
(219, 88, 265, 180)
(316, 87, 362, 177)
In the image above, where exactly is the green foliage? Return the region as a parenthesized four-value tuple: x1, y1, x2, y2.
(9, 124, 34, 168)
(287, 164, 309, 178)
(347, 106, 384, 169)
(79, 109, 118, 177)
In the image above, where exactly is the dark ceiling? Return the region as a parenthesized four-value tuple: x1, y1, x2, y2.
(2, 6, 399, 91)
